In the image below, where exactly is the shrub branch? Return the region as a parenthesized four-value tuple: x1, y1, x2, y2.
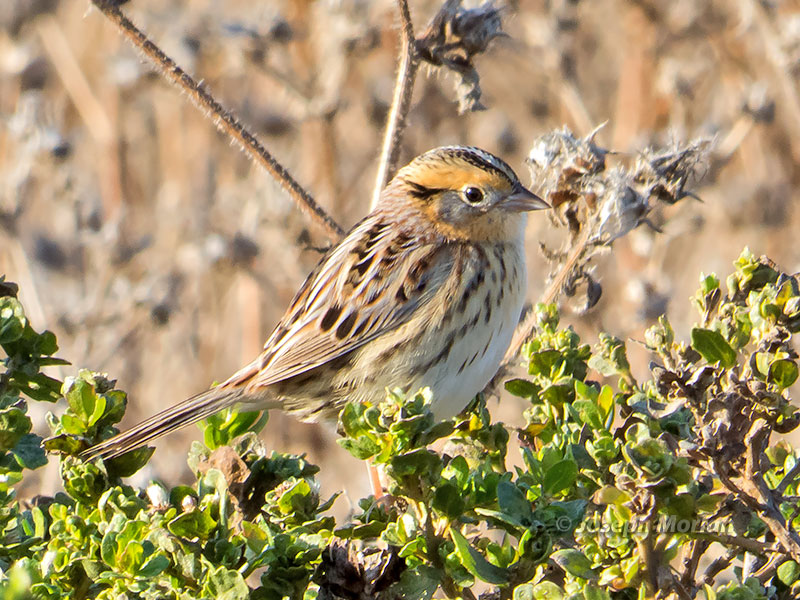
(371, 0, 419, 209)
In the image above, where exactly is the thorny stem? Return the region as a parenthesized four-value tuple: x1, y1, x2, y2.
(89, 0, 344, 241)
(371, 0, 419, 208)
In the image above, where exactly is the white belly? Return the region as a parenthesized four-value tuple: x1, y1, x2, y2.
(421, 252, 525, 419)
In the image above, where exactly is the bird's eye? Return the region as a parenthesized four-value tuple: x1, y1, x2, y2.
(463, 187, 483, 204)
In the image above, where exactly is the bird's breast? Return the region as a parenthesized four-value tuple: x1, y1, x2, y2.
(344, 240, 527, 420)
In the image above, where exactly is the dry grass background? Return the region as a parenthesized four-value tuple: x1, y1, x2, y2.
(3, 0, 800, 508)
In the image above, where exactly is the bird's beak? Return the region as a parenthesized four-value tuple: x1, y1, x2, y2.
(503, 185, 549, 212)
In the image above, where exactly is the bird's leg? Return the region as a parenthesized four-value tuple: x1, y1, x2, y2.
(364, 459, 401, 519)
(367, 459, 385, 498)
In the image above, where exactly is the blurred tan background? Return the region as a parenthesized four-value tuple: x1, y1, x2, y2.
(3, 0, 800, 505)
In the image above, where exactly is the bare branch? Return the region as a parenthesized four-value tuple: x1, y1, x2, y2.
(371, 0, 419, 208)
(679, 539, 707, 591)
(690, 531, 778, 556)
(89, 0, 344, 241)
(741, 420, 800, 560)
(754, 553, 789, 584)
(701, 548, 737, 585)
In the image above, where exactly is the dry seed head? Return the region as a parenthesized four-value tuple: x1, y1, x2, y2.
(416, 0, 506, 113)
(525, 127, 710, 314)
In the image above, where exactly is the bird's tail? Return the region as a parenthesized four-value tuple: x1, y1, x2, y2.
(80, 386, 247, 462)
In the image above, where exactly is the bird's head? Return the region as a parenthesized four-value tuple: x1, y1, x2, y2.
(384, 146, 549, 242)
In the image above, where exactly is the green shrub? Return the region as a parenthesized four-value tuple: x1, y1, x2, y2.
(2, 250, 800, 600)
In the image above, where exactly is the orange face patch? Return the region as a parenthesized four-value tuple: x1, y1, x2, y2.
(406, 162, 515, 196)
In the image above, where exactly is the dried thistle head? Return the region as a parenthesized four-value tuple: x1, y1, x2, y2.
(526, 127, 711, 312)
(633, 142, 709, 207)
(315, 540, 404, 600)
(416, 0, 506, 113)
(526, 126, 609, 213)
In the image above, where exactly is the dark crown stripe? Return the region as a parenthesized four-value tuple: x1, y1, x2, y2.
(450, 146, 518, 186)
(417, 145, 518, 188)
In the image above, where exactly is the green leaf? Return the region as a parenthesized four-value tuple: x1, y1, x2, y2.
(87, 394, 106, 428)
(528, 349, 564, 378)
(11, 433, 47, 469)
(0, 297, 27, 343)
(543, 460, 578, 496)
(505, 379, 539, 398)
(513, 584, 536, 600)
(33, 329, 57, 355)
(339, 402, 368, 437)
(778, 560, 800, 585)
(551, 549, 597, 580)
(0, 408, 31, 450)
(225, 409, 266, 437)
(60, 413, 84, 435)
(768, 359, 798, 389)
(420, 420, 455, 445)
(588, 337, 631, 378)
(496, 481, 533, 522)
(442, 455, 469, 488)
(203, 566, 249, 600)
(518, 526, 553, 562)
(388, 449, 441, 478)
(583, 586, 612, 600)
(755, 352, 771, 378)
(690, 328, 736, 368)
(201, 408, 267, 448)
(571, 399, 603, 429)
(529, 581, 565, 600)
(597, 385, 614, 421)
(18, 373, 63, 403)
(137, 554, 169, 578)
(64, 378, 97, 424)
(0, 470, 23, 492)
(702, 584, 717, 600)
(170, 485, 198, 508)
(42, 433, 85, 455)
(338, 435, 381, 460)
(474, 508, 528, 531)
(432, 482, 466, 518)
(106, 446, 154, 477)
(399, 537, 426, 558)
(592, 486, 629, 506)
(699, 273, 720, 294)
(168, 509, 218, 539)
(118, 540, 144, 574)
(396, 565, 440, 600)
(450, 528, 509, 585)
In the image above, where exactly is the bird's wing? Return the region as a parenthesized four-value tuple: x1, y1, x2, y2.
(223, 216, 456, 390)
